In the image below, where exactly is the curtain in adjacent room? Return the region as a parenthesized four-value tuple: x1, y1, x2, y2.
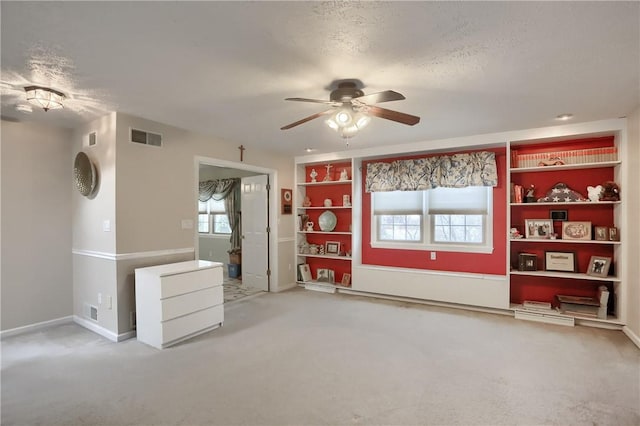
(199, 178, 241, 250)
(365, 151, 498, 192)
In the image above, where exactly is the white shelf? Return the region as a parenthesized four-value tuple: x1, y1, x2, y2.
(510, 160, 620, 173)
(298, 231, 352, 235)
(297, 180, 352, 186)
(296, 253, 352, 261)
(297, 206, 352, 210)
(510, 238, 621, 245)
(510, 270, 620, 282)
(510, 201, 621, 207)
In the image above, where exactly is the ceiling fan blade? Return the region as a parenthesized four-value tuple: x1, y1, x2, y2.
(354, 90, 405, 104)
(366, 105, 420, 126)
(280, 109, 334, 130)
(285, 97, 341, 106)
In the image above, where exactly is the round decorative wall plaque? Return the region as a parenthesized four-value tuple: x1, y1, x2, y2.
(74, 151, 97, 197)
(318, 210, 337, 232)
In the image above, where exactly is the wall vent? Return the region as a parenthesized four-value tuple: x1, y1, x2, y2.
(83, 303, 98, 322)
(88, 131, 97, 146)
(130, 128, 162, 147)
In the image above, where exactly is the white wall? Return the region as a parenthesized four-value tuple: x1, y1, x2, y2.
(71, 112, 295, 338)
(1, 120, 73, 330)
(625, 107, 640, 343)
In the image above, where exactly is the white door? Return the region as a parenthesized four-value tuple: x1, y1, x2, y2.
(241, 175, 269, 291)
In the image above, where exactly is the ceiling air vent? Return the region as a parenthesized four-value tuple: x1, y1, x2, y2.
(130, 128, 162, 147)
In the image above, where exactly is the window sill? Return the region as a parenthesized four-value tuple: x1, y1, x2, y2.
(198, 233, 231, 239)
(370, 241, 494, 254)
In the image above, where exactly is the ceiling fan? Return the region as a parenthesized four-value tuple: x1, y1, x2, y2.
(281, 81, 420, 138)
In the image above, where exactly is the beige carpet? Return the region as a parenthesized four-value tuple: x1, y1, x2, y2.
(2, 288, 639, 425)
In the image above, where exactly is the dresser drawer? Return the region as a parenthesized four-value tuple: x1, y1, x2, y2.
(161, 304, 224, 346)
(161, 285, 222, 321)
(160, 266, 222, 298)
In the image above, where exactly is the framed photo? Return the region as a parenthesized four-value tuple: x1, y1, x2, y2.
(525, 219, 553, 239)
(316, 268, 335, 283)
(562, 221, 592, 241)
(518, 253, 537, 271)
(281, 188, 292, 214)
(608, 227, 619, 241)
(586, 256, 612, 277)
(341, 273, 351, 287)
(325, 241, 340, 255)
(594, 226, 608, 241)
(298, 264, 312, 282)
(545, 251, 577, 272)
(550, 210, 568, 221)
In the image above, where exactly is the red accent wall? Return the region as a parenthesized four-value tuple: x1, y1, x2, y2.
(360, 148, 507, 275)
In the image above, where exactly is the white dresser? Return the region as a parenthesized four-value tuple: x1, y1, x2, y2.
(135, 260, 224, 349)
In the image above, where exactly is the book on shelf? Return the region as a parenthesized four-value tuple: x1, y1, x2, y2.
(522, 300, 553, 311)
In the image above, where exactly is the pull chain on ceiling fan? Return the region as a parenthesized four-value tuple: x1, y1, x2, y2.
(281, 81, 420, 139)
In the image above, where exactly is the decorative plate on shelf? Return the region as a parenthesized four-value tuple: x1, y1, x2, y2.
(318, 210, 337, 232)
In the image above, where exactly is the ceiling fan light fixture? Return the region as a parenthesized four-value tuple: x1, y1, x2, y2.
(24, 86, 65, 111)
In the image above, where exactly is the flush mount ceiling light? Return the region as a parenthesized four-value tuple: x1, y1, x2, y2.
(556, 113, 574, 121)
(24, 85, 65, 111)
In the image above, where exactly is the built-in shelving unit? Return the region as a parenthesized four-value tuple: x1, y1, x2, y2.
(295, 160, 353, 290)
(508, 136, 624, 325)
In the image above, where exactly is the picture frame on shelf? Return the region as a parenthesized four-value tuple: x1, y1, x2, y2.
(586, 256, 612, 277)
(298, 264, 312, 282)
(594, 226, 608, 241)
(544, 251, 577, 272)
(562, 221, 592, 240)
(525, 219, 553, 239)
(325, 241, 340, 255)
(609, 227, 619, 241)
(549, 210, 568, 221)
(316, 268, 334, 283)
(341, 273, 351, 287)
(518, 253, 538, 271)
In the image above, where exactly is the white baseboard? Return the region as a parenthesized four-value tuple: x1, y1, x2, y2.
(73, 316, 136, 342)
(623, 326, 640, 349)
(0, 316, 73, 339)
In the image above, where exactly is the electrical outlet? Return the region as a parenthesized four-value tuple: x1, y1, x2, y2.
(430, 251, 437, 260)
(98, 293, 102, 305)
(106, 295, 112, 310)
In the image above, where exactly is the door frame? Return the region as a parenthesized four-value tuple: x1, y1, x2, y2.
(194, 156, 278, 292)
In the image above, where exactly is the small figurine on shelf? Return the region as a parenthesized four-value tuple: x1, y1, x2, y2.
(509, 228, 523, 239)
(587, 185, 603, 202)
(323, 164, 333, 181)
(600, 181, 620, 201)
(302, 196, 312, 207)
(525, 185, 536, 203)
(319, 245, 325, 255)
(339, 169, 349, 181)
(310, 169, 318, 183)
(305, 221, 314, 232)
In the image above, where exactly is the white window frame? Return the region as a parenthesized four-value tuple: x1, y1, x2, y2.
(370, 187, 493, 254)
(198, 198, 231, 236)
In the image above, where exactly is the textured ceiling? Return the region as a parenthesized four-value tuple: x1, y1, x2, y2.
(1, 2, 638, 155)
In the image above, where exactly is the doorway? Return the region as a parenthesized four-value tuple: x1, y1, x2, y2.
(194, 156, 278, 296)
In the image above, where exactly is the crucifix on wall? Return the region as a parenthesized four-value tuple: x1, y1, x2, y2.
(238, 145, 245, 162)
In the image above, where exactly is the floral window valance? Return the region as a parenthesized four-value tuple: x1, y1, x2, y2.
(365, 151, 498, 192)
(198, 178, 237, 202)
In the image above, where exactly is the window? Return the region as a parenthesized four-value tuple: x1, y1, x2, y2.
(371, 186, 492, 253)
(199, 198, 231, 235)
